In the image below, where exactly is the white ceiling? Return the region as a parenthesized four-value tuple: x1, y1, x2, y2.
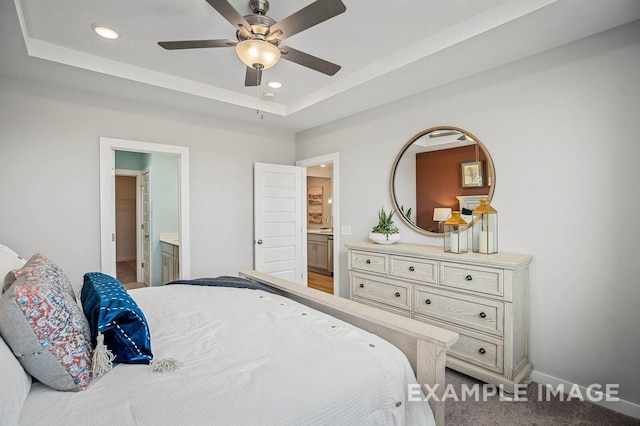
(5, 0, 640, 132)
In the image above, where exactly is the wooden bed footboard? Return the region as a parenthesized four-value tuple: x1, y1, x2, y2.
(240, 270, 459, 426)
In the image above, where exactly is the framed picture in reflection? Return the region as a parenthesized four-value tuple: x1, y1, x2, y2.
(461, 161, 483, 188)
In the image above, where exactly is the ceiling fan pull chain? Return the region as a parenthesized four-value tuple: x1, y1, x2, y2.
(256, 80, 264, 120)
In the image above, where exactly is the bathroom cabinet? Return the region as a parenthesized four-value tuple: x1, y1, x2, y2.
(307, 233, 331, 275)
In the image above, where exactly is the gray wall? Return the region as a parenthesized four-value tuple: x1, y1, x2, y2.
(0, 76, 295, 290)
(295, 21, 640, 405)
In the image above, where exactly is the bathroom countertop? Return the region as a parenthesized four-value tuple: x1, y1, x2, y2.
(160, 232, 179, 246)
(307, 229, 333, 236)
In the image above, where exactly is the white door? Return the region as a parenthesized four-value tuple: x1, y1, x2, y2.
(142, 171, 151, 286)
(254, 163, 305, 285)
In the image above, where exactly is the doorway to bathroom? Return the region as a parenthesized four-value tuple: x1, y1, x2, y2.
(296, 153, 339, 296)
(100, 137, 191, 287)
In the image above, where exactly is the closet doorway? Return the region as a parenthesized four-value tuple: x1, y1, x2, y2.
(114, 170, 143, 288)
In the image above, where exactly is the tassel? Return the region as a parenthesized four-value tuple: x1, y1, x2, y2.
(92, 333, 115, 377)
(150, 358, 183, 374)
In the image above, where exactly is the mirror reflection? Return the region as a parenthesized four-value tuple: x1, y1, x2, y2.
(390, 126, 495, 236)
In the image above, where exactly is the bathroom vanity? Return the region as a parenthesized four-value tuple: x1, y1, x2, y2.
(160, 233, 180, 284)
(307, 230, 333, 276)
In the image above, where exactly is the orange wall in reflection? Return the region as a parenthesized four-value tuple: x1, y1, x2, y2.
(416, 145, 488, 231)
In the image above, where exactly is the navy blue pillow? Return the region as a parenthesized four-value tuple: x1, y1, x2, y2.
(81, 272, 152, 365)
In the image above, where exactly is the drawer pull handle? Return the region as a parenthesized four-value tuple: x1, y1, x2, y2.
(425, 299, 431, 305)
(465, 275, 473, 281)
(395, 292, 401, 297)
(359, 283, 365, 288)
(478, 348, 486, 355)
(409, 266, 415, 272)
(366, 259, 371, 264)
(479, 312, 487, 318)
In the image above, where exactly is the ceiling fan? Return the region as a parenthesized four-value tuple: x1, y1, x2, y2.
(158, 0, 346, 87)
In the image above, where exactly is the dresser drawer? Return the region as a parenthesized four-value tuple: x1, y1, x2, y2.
(414, 315, 504, 374)
(452, 331, 503, 374)
(352, 296, 412, 318)
(414, 287, 504, 336)
(390, 256, 437, 283)
(440, 262, 504, 297)
(351, 273, 410, 311)
(351, 251, 388, 274)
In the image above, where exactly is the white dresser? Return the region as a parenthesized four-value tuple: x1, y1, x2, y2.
(346, 241, 532, 393)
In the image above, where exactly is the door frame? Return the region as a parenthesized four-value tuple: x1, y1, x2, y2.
(114, 169, 143, 282)
(296, 153, 340, 296)
(141, 169, 151, 286)
(99, 137, 190, 281)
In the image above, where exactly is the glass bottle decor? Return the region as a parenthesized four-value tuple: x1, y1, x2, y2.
(472, 199, 498, 254)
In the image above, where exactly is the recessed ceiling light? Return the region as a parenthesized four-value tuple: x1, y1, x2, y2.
(320, 164, 326, 167)
(92, 24, 119, 40)
(267, 81, 282, 89)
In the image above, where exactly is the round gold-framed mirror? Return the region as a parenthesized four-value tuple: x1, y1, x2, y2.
(390, 126, 496, 236)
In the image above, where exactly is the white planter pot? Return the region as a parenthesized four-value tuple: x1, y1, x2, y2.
(369, 232, 401, 245)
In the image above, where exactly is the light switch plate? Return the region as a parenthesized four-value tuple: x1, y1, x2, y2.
(341, 225, 352, 236)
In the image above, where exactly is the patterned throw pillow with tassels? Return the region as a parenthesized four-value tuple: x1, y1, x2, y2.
(0, 255, 92, 391)
(81, 272, 154, 376)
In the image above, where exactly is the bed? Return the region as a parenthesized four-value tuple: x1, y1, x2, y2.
(0, 246, 458, 426)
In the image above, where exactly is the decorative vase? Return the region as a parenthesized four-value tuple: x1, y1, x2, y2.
(369, 231, 401, 245)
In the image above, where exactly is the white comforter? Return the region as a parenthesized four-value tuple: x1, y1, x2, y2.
(20, 285, 434, 425)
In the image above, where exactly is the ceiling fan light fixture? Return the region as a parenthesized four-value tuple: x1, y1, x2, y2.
(236, 39, 281, 70)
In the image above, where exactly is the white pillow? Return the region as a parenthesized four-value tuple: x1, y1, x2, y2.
(0, 335, 32, 424)
(1, 244, 26, 294)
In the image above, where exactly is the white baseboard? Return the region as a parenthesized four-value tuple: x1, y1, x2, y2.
(530, 370, 640, 419)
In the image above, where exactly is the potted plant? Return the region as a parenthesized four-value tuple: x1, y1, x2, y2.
(369, 207, 401, 245)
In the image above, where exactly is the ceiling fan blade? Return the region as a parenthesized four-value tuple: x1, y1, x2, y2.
(245, 66, 263, 87)
(268, 0, 346, 41)
(279, 46, 341, 76)
(205, 0, 253, 38)
(158, 39, 237, 50)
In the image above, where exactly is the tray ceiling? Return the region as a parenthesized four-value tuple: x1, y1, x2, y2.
(7, 0, 640, 131)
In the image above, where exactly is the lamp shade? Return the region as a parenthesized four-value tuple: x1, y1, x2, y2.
(433, 208, 452, 222)
(236, 39, 281, 70)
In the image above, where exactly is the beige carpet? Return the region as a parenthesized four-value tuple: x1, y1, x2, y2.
(116, 260, 147, 290)
(445, 369, 639, 425)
